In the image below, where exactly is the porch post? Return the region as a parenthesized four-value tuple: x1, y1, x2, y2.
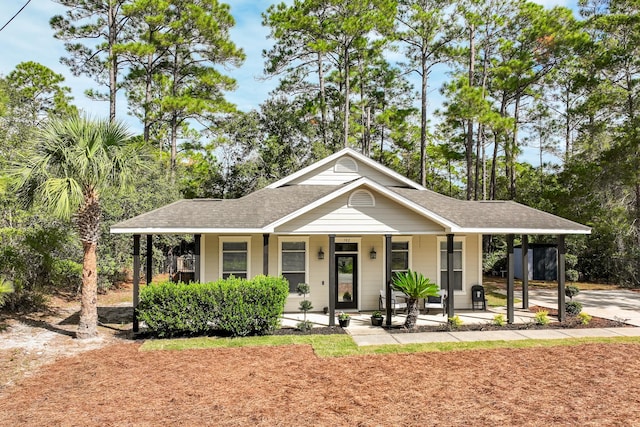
(385, 234, 392, 326)
(132, 234, 140, 333)
(557, 234, 566, 322)
(194, 234, 201, 282)
(328, 235, 336, 327)
(146, 234, 153, 285)
(507, 234, 515, 324)
(446, 233, 455, 317)
(263, 234, 269, 275)
(521, 234, 529, 309)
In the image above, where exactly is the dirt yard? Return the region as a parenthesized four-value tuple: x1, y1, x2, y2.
(2, 282, 640, 426)
(1, 341, 640, 426)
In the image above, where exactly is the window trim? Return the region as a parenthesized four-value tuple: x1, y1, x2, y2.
(390, 237, 412, 276)
(219, 236, 251, 279)
(436, 236, 466, 294)
(278, 237, 309, 294)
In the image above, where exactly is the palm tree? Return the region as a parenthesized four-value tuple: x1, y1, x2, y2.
(391, 269, 439, 329)
(13, 115, 146, 338)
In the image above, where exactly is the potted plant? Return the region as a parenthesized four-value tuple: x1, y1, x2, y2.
(342, 291, 352, 301)
(338, 311, 351, 327)
(371, 310, 384, 326)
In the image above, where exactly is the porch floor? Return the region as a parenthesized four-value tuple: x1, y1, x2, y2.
(280, 306, 547, 332)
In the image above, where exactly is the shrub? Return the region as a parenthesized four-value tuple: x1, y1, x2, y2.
(137, 275, 289, 337)
(534, 310, 550, 326)
(566, 301, 583, 316)
(448, 315, 463, 329)
(492, 314, 506, 327)
(578, 312, 592, 325)
(564, 285, 580, 300)
(296, 283, 313, 332)
(565, 270, 579, 282)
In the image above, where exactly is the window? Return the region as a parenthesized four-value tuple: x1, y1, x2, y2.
(281, 241, 307, 293)
(440, 240, 463, 291)
(391, 241, 409, 278)
(221, 240, 248, 279)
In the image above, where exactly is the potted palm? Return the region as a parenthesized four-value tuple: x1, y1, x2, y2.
(338, 312, 351, 327)
(392, 269, 439, 329)
(370, 310, 384, 326)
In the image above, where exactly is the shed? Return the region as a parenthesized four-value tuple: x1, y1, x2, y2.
(514, 244, 557, 281)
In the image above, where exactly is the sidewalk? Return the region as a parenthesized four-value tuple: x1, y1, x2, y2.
(347, 324, 640, 346)
(281, 301, 640, 346)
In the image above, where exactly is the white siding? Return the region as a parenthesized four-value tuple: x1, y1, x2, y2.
(289, 157, 409, 187)
(276, 191, 444, 234)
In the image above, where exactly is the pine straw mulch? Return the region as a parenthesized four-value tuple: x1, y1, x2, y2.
(2, 341, 640, 426)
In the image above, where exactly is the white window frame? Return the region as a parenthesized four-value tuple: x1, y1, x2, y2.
(278, 237, 309, 294)
(390, 237, 412, 277)
(219, 236, 251, 279)
(436, 236, 465, 293)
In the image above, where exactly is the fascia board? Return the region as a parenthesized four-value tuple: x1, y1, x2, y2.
(109, 227, 266, 235)
(451, 227, 592, 235)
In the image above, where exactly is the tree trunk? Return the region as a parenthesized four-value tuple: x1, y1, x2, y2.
(343, 45, 350, 149)
(77, 241, 99, 338)
(108, 1, 117, 122)
(466, 23, 475, 200)
(404, 297, 420, 329)
(318, 52, 328, 148)
(420, 52, 428, 187)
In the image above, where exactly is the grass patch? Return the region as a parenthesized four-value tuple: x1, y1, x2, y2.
(483, 283, 521, 307)
(141, 334, 640, 358)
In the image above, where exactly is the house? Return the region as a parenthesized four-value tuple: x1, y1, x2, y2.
(111, 148, 590, 329)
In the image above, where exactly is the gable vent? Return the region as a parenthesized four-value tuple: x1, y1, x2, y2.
(348, 190, 375, 207)
(334, 157, 358, 173)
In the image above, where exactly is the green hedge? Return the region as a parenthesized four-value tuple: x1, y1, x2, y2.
(137, 275, 289, 337)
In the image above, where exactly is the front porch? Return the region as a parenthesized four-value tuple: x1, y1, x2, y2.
(280, 306, 547, 330)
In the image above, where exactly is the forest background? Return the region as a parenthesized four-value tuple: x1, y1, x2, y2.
(0, 0, 638, 311)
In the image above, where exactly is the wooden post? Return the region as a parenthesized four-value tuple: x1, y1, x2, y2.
(146, 234, 153, 285)
(263, 234, 269, 276)
(385, 234, 392, 326)
(446, 234, 455, 317)
(194, 234, 201, 282)
(132, 234, 140, 333)
(507, 234, 515, 324)
(521, 234, 529, 309)
(557, 235, 566, 322)
(328, 235, 336, 327)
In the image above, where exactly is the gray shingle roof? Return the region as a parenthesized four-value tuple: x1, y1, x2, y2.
(111, 185, 337, 231)
(111, 181, 589, 234)
(392, 187, 590, 232)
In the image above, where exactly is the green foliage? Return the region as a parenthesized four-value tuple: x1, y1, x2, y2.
(448, 315, 463, 329)
(564, 285, 580, 300)
(566, 301, 583, 316)
(578, 312, 592, 325)
(296, 282, 313, 331)
(372, 310, 383, 319)
(137, 275, 289, 337)
(534, 310, 550, 326)
(391, 269, 439, 299)
(0, 277, 14, 307)
(492, 314, 507, 327)
(338, 312, 350, 320)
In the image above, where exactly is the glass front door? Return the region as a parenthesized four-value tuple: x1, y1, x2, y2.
(335, 254, 357, 309)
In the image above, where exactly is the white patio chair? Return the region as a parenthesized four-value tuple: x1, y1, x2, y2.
(379, 289, 408, 315)
(424, 289, 447, 315)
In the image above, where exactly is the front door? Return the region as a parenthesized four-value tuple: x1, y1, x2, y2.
(335, 254, 357, 309)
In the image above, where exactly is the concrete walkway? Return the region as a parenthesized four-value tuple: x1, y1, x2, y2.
(281, 288, 640, 346)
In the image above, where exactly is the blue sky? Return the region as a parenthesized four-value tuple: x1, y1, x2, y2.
(1, 0, 574, 163)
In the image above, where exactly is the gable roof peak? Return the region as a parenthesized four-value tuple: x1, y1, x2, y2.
(266, 147, 425, 191)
